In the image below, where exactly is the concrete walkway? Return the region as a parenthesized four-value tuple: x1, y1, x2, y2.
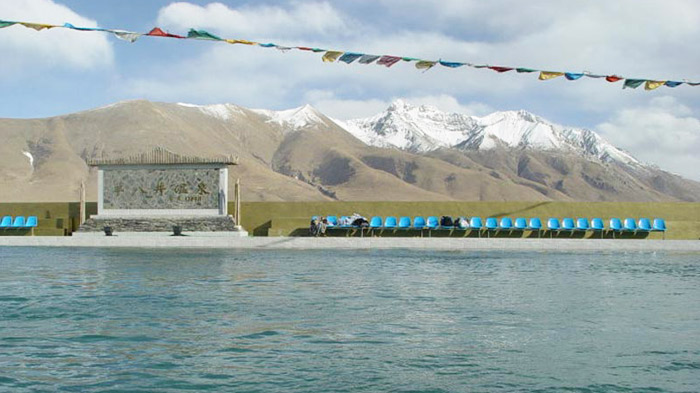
(1, 236, 699, 252)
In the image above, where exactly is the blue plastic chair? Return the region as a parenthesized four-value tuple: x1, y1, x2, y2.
(469, 217, 483, 238)
(398, 216, 411, 229)
(426, 216, 439, 229)
(485, 217, 498, 230)
(591, 218, 604, 231)
(609, 218, 623, 239)
(484, 217, 498, 238)
(547, 218, 561, 231)
(11, 216, 26, 228)
(561, 218, 575, 231)
(25, 216, 38, 228)
(499, 217, 513, 230)
(652, 218, 666, 232)
(637, 218, 652, 232)
(623, 218, 637, 232)
(514, 218, 528, 230)
(576, 218, 590, 231)
(0, 216, 11, 228)
(528, 218, 542, 231)
(326, 215, 338, 228)
(384, 216, 397, 229)
(369, 216, 383, 228)
(413, 216, 426, 229)
(470, 217, 483, 229)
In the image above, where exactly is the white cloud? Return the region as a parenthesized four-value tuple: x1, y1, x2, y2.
(597, 96, 700, 181)
(156, 1, 349, 39)
(305, 90, 388, 119)
(0, 0, 113, 76)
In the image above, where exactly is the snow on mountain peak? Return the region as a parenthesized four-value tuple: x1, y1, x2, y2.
(251, 104, 325, 131)
(341, 100, 639, 166)
(176, 102, 244, 121)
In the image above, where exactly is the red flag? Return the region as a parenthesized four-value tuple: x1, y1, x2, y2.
(488, 66, 514, 73)
(377, 55, 402, 67)
(605, 75, 623, 83)
(147, 27, 185, 39)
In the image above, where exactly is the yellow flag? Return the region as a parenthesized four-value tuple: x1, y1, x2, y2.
(225, 39, 256, 45)
(20, 22, 55, 31)
(539, 71, 564, 81)
(322, 51, 343, 63)
(644, 80, 665, 91)
(415, 60, 437, 70)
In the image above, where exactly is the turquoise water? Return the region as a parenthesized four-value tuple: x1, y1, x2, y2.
(1, 248, 699, 392)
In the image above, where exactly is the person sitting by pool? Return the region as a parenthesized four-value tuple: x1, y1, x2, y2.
(455, 216, 470, 229)
(349, 213, 369, 227)
(309, 216, 327, 237)
(440, 215, 454, 227)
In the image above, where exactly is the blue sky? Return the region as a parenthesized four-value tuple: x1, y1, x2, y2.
(0, 0, 699, 180)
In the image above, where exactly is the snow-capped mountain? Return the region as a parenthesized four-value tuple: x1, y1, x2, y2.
(2, 99, 699, 203)
(342, 100, 638, 166)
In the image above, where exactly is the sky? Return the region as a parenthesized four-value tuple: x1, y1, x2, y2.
(0, 0, 698, 180)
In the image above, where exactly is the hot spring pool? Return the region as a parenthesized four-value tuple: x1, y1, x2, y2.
(1, 247, 698, 392)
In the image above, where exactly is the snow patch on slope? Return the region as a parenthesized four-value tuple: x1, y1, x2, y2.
(177, 103, 244, 121)
(22, 151, 34, 171)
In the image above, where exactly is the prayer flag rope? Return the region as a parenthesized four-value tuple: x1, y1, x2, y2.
(2, 19, 698, 90)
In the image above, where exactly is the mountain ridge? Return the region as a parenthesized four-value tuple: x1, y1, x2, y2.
(0, 99, 698, 203)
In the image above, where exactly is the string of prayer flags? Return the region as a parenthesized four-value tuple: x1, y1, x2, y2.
(0, 18, 697, 91)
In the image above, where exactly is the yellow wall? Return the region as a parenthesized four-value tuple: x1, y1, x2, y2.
(1, 201, 698, 239)
(237, 201, 700, 240)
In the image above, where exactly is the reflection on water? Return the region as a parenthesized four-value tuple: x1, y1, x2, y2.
(0, 248, 699, 392)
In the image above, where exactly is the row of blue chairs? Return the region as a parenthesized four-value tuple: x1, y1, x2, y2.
(0, 215, 38, 229)
(313, 215, 666, 235)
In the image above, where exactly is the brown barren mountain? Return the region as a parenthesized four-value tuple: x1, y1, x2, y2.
(0, 100, 698, 202)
